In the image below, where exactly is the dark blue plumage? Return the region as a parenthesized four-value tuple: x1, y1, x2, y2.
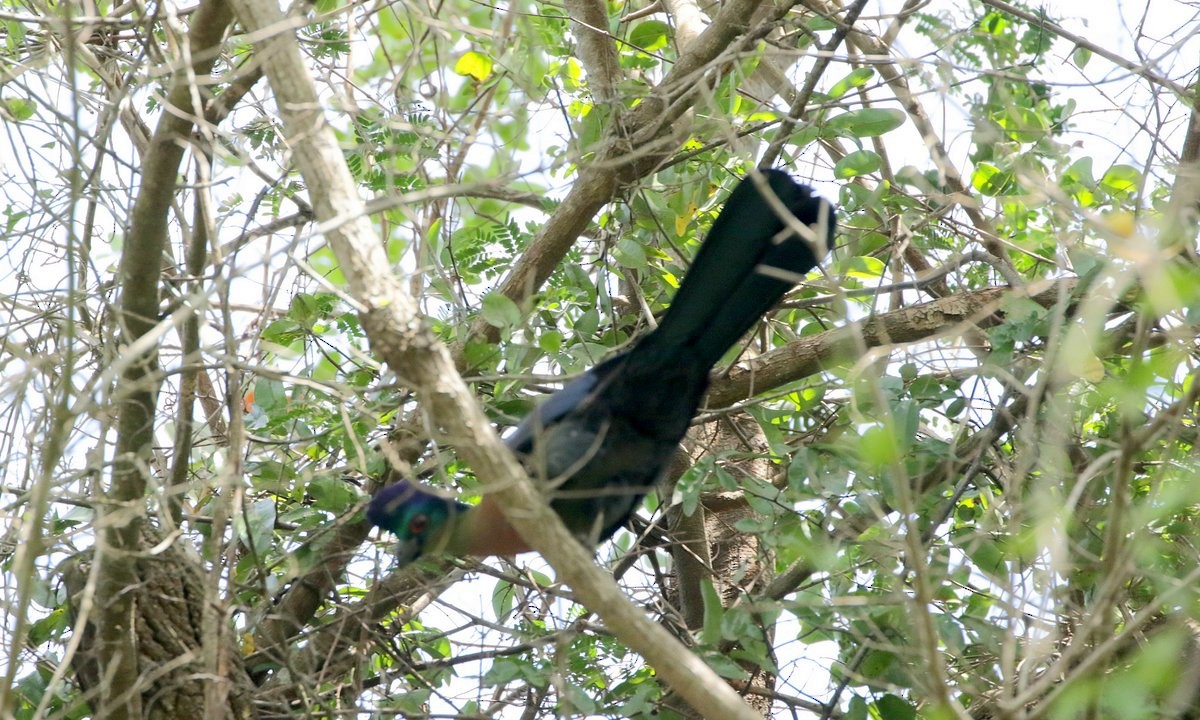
(370, 170, 836, 561)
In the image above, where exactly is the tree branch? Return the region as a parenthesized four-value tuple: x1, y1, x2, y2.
(463, 0, 783, 350)
(706, 279, 1078, 408)
(229, 0, 765, 716)
(564, 0, 621, 104)
(101, 0, 233, 714)
(980, 0, 1189, 97)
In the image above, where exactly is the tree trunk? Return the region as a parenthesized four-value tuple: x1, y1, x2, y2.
(62, 524, 261, 720)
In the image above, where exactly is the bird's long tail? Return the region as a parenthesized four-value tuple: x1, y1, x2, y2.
(629, 170, 835, 373)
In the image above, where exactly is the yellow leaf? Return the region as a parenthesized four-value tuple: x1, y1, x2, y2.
(1104, 211, 1136, 238)
(454, 51, 493, 82)
(564, 57, 582, 86)
(1063, 346, 1106, 383)
(674, 202, 696, 236)
(1102, 211, 1153, 262)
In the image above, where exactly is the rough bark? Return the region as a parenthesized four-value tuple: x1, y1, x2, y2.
(99, 0, 235, 715)
(664, 416, 779, 717)
(63, 525, 261, 720)
(229, 0, 768, 715)
(707, 279, 1079, 408)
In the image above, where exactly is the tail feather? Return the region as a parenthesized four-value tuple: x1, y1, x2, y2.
(631, 170, 834, 371)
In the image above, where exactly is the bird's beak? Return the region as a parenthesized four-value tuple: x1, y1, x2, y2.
(394, 537, 423, 566)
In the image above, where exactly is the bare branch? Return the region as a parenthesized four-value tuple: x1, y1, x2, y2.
(230, 0, 766, 715)
(980, 0, 1191, 97)
(101, 0, 234, 714)
(707, 279, 1079, 408)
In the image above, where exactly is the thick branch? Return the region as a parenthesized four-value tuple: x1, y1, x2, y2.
(464, 0, 779, 350)
(101, 0, 233, 716)
(662, 0, 705, 49)
(565, 0, 621, 103)
(230, 1, 763, 716)
(706, 279, 1078, 408)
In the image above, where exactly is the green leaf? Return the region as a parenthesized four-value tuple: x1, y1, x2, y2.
(969, 539, 1006, 577)
(615, 679, 660, 716)
(538, 330, 563, 354)
(699, 580, 724, 644)
(15, 669, 49, 716)
(828, 67, 874, 100)
(805, 15, 836, 31)
(4, 19, 27, 52)
(876, 694, 917, 720)
(1062, 156, 1095, 188)
(289, 292, 325, 329)
(859, 425, 900, 468)
(562, 684, 600, 714)
(380, 688, 435, 715)
(946, 397, 966, 417)
(629, 20, 670, 51)
(1100, 164, 1141, 197)
(308, 475, 358, 514)
(825, 108, 906, 137)
(847, 697, 869, 720)
(834, 149, 882, 179)
(26, 607, 67, 646)
(614, 236, 648, 268)
(844, 255, 885, 279)
(261, 318, 305, 349)
(859, 649, 897, 680)
(480, 292, 523, 329)
(308, 246, 344, 285)
(492, 580, 516, 620)
(482, 657, 529, 685)
(575, 101, 608, 150)
(575, 307, 600, 338)
(235, 499, 276, 553)
(1072, 45, 1092, 68)
(704, 651, 749, 679)
(719, 604, 758, 642)
(2, 97, 35, 122)
(252, 379, 287, 412)
(972, 162, 1016, 195)
(978, 11, 1007, 36)
(999, 106, 1049, 142)
(454, 50, 493, 82)
(674, 461, 705, 516)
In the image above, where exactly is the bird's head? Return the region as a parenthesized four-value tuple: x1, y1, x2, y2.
(367, 480, 472, 565)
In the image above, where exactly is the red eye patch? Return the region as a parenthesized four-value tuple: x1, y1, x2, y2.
(408, 514, 428, 536)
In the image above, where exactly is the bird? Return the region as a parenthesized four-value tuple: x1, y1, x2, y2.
(368, 169, 836, 564)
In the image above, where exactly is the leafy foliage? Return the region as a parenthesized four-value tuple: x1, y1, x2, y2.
(1, 0, 1199, 718)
